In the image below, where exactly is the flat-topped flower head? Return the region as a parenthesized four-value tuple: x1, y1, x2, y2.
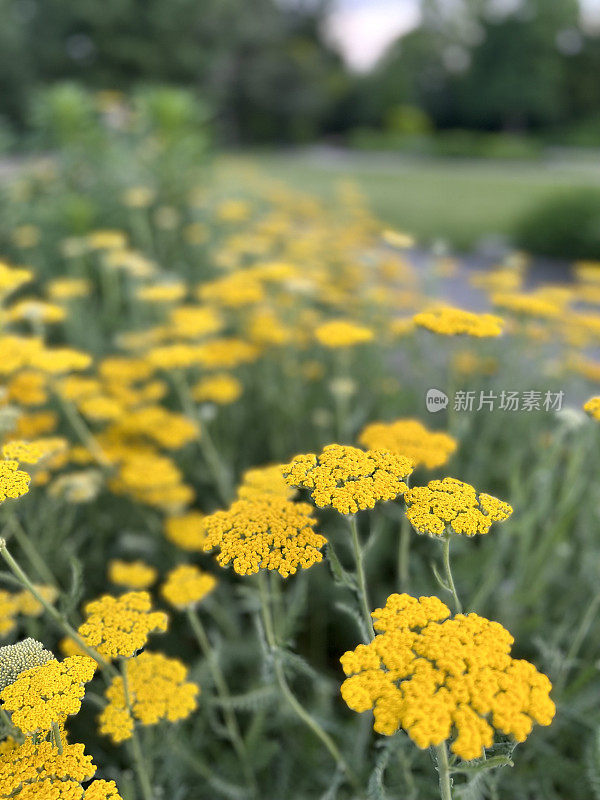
(84, 780, 123, 799)
(414, 307, 503, 337)
(340, 594, 555, 761)
(107, 560, 157, 590)
(99, 652, 198, 743)
(404, 477, 512, 537)
(358, 419, 457, 469)
(236, 464, 295, 501)
(584, 396, 600, 421)
(202, 496, 326, 577)
(0, 738, 96, 797)
(1, 655, 96, 734)
(2, 438, 67, 466)
(77, 591, 168, 659)
(0, 639, 54, 692)
(282, 444, 414, 515)
(314, 320, 374, 348)
(0, 460, 30, 503)
(164, 512, 208, 551)
(161, 565, 217, 610)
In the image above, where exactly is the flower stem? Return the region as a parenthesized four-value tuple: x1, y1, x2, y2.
(52, 721, 63, 754)
(5, 515, 58, 589)
(120, 660, 155, 800)
(0, 538, 115, 675)
(186, 607, 257, 796)
(557, 588, 600, 692)
(171, 370, 233, 505)
(50, 383, 110, 469)
(442, 534, 462, 614)
(348, 516, 375, 641)
(435, 742, 453, 800)
(398, 513, 411, 593)
(257, 571, 361, 793)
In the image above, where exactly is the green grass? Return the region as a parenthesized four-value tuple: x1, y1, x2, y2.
(223, 150, 600, 250)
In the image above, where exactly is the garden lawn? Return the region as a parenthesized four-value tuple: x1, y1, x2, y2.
(223, 149, 600, 251)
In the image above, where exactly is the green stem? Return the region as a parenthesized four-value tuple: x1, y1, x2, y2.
(348, 516, 375, 641)
(186, 608, 257, 795)
(120, 660, 155, 800)
(442, 534, 462, 614)
(557, 589, 600, 692)
(52, 721, 63, 754)
(398, 513, 411, 593)
(171, 370, 233, 505)
(50, 383, 110, 468)
(5, 515, 58, 589)
(0, 538, 115, 675)
(435, 742, 453, 800)
(257, 571, 361, 793)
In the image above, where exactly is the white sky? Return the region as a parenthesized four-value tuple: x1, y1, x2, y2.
(325, 0, 600, 72)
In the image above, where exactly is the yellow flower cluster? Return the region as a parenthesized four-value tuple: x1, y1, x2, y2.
(0, 587, 58, 638)
(77, 592, 168, 659)
(2, 438, 66, 466)
(358, 419, 457, 469)
(164, 512, 207, 551)
(1, 656, 96, 734)
(0, 262, 32, 297)
(314, 320, 374, 348)
(282, 444, 414, 515)
(404, 478, 513, 537)
(192, 373, 242, 405)
(99, 652, 198, 743)
(340, 594, 555, 760)
(236, 464, 294, 501)
(414, 307, 503, 337)
(404, 478, 513, 536)
(161, 565, 216, 609)
(202, 496, 326, 577)
(0, 639, 54, 691)
(492, 291, 562, 319)
(0, 461, 30, 503)
(0, 739, 95, 798)
(107, 560, 157, 589)
(584, 396, 600, 421)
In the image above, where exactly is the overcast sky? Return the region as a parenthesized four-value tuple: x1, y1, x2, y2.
(325, 0, 600, 71)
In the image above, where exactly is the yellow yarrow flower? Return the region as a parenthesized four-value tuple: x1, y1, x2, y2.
(584, 396, 600, 421)
(77, 592, 168, 659)
(164, 512, 208, 551)
(0, 262, 32, 297)
(314, 320, 374, 348)
(99, 652, 198, 743)
(192, 373, 242, 405)
(340, 594, 555, 761)
(0, 738, 96, 797)
(0, 655, 96, 734)
(414, 307, 503, 337)
(236, 464, 295, 501)
(358, 419, 457, 470)
(107, 560, 157, 590)
(202, 496, 326, 577)
(404, 477, 513, 537)
(2, 438, 67, 466)
(161, 565, 216, 610)
(282, 444, 414, 515)
(0, 461, 30, 503)
(84, 780, 123, 799)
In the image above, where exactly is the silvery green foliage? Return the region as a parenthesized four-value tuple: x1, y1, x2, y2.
(0, 638, 54, 691)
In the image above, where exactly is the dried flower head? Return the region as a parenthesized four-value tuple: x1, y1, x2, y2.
(358, 419, 457, 469)
(77, 592, 168, 659)
(203, 496, 326, 577)
(340, 594, 555, 760)
(404, 477, 513, 537)
(282, 444, 414, 515)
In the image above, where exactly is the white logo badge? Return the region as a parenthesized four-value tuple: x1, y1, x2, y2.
(426, 388, 449, 413)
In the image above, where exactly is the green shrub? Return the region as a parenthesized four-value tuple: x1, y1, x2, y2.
(514, 187, 600, 259)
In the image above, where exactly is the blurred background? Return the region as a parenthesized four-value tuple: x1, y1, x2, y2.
(2, 0, 600, 259)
